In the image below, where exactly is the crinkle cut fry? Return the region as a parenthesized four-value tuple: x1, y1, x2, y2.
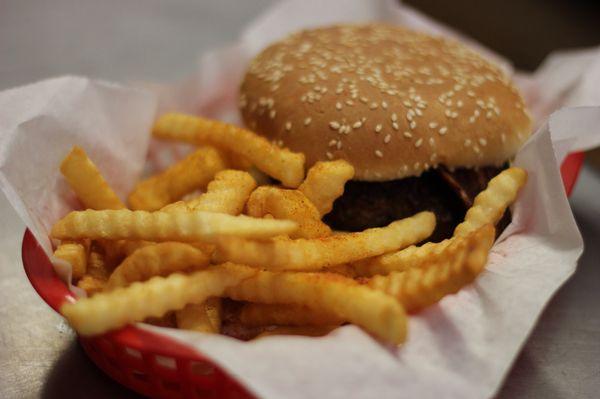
(153, 113, 305, 188)
(214, 211, 435, 271)
(352, 167, 527, 277)
(128, 146, 227, 211)
(60, 146, 126, 210)
(298, 160, 355, 217)
(53, 242, 87, 279)
(366, 224, 495, 313)
(246, 186, 331, 239)
(61, 264, 257, 336)
(50, 209, 297, 242)
(224, 267, 407, 344)
(106, 242, 211, 290)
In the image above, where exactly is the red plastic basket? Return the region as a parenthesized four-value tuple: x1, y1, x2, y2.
(21, 152, 585, 399)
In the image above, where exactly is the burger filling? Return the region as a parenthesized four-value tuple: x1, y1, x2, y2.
(323, 165, 510, 242)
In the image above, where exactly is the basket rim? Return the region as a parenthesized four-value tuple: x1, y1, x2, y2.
(21, 151, 585, 354)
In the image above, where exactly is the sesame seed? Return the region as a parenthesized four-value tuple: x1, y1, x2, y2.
(370, 102, 378, 110)
(391, 113, 398, 122)
(469, 116, 476, 123)
(486, 111, 493, 119)
(381, 101, 388, 109)
(285, 121, 292, 131)
(415, 138, 423, 148)
(375, 150, 383, 158)
(329, 121, 340, 130)
(413, 162, 420, 170)
(464, 139, 472, 147)
(473, 146, 481, 154)
(328, 139, 337, 147)
(403, 131, 413, 138)
(346, 100, 354, 106)
(501, 133, 507, 143)
(457, 100, 464, 108)
(304, 117, 312, 126)
(403, 100, 412, 107)
(353, 121, 362, 129)
(326, 151, 334, 159)
(429, 122, 438, 129)
(429, 137, 435, 146)
(479, 138, 487, 146)
(439, 126, 448, 135)
(415, 108, 423, 116)
(336, 102, 343, 110)
(337, 141, 342, 150)
(409, 120, 417, 129)
(269, 110, 276, 119)
(445, 109, 452, 117)
(392, 122, 399, 130)
(360, 96, 368, 103)
(375, 124, 383, 133)
(384, 134, 391, 143)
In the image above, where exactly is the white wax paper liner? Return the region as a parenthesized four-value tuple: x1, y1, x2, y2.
(1, 0, 600, 398)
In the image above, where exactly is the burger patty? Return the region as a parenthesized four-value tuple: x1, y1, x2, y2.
(323, 165, 509, 242)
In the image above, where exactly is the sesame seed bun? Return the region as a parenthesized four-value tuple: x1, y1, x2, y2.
(239, 24, 532, 181)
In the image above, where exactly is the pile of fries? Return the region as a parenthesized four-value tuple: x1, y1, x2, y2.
(52, 113, 527, 344)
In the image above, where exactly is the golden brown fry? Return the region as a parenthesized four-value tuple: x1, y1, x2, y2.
(454, 167, 527, 237)
(106, 242, 210, 290)
(239, 303, 343, 327)
(61, 263, 256, 336)
(225, 267, 407, 344)
(76, 275, 106, 296)
(214, 211, 435, 271)
(246, 186, 331, 239)
(87, 247, 110, 280)
(128, 147, 227, 211)
(366, 225, 495, 312)
(51, 209, 297, 242)
(100, 239, 155, 266)
(255, 325, 337, 339)
(186, 170, 256, 213)
(298, 160, 355, 216)
(153, 113, 305, 188)
(60, 146, 126, 210)
(54, 242, 87, 279)
(175, 298, 222, 333)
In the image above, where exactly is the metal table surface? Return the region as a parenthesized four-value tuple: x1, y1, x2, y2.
(0, 1, 598, 398)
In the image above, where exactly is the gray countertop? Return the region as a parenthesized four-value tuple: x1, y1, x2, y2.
(1, 1, 598, 398)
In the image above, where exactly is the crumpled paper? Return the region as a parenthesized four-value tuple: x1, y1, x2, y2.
(1, 0, 599, 398)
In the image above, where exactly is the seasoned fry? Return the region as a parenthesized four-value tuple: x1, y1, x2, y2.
(54, 242, 87, 279)
(106, 242, 210, 290)
(153, 113, 305, 188)
(175, 298, 222, 333)
(225, 268, 407, 344)
(51, 209, 297, 242)
(366, 225, 495, 312)
(187, 170, 256, 213)
(128, 147, 227, 211)
(454, 167, 527, 237)
(215, 211, 435, 271)
(61, 264, 257, 336)
(255, 325, 337, 339)
(60, 146, 126, 210)
(246, 186, 331, 239)
(298, 160, 355, 216)
(239, 303, 343, 327)
(77, 275, 106, 296)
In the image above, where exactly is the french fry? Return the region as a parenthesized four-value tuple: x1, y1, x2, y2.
(60, 146, 126, 210)
(246, 186, 331, 239)
(255, 325, 337, 339)
(171, 170, 256, 333)
(214, 211, 435, 271)
(54, 242, 87, 279)
(128, 147, 227, 211)
(298, 160, 355, 216)
(175, 298, 222, 333)
(153, 113, 305, 188)
(352, 168, 527, 277)
(224, 267, 407, 344)
(51, 209, 297, 242)
(106, 242, 210, 290)
(239, 303, 343, 327)
(77, 275, 106, 296)
(100, 239, 155, 266)
(61, 263, 257, 336)
(186, 170, 256, 213)
(366, 225, 495, 312)
(454, 167, 527, 237)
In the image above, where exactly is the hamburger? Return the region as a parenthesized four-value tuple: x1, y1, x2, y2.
(239, 24, 531, 241)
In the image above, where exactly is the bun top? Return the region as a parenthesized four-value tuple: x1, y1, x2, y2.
(240, 24, 531, 181)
